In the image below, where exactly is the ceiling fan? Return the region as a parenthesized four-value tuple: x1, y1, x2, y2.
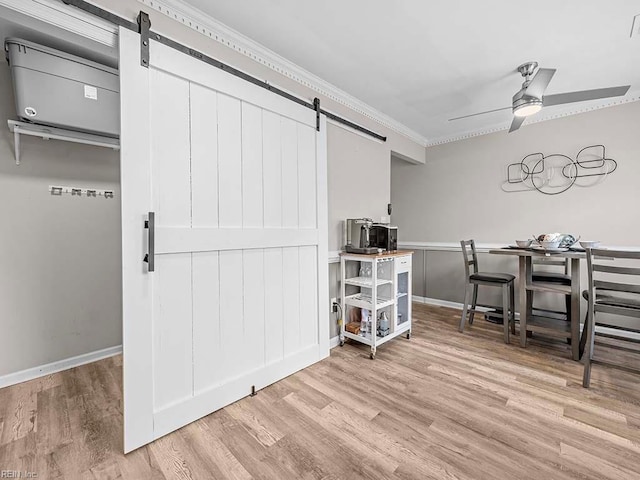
(449, 61, 631, 132)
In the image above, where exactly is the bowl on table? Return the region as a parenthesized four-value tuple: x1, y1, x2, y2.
(535, 233, 562, 243)
(516, 239, 532, 248)
(540, 240, 562, 249)
(534, 233, 579, 248)
(579, 240, 601, 249)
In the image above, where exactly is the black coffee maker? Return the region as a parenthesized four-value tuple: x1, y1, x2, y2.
(369, 224, 398, 252)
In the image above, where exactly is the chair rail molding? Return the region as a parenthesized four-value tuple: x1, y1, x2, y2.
(138, 0, 428, 147)
(399, 242, 640, 253)
(399, 241, 506, 253)
(328, 250, 342, 264)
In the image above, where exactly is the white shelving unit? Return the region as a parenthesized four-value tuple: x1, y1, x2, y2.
(340, 251, 413, 359)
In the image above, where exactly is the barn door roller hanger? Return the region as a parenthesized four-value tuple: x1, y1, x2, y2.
(137, 11, 150, 68)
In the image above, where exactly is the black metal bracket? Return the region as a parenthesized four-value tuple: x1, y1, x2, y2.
(137, 11, 150, 68)
(313, 98, 321, 131)
(250, 385, 257, 397)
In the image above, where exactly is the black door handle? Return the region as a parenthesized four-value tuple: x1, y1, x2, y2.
(144, 212, 155, 272)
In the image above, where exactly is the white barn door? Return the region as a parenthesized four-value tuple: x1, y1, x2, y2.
(119, 28, 329, 453)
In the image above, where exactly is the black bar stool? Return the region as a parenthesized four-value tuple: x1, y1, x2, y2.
(459, 240, 515, 343)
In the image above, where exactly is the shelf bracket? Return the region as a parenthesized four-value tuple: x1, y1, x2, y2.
(7, 120, 120, 165)
(13, 128, 20, 166)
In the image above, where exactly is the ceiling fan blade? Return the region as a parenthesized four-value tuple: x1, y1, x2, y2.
(524, 68, 556, 98)
(543, 85, 630, 106)
(509, 115, 526, 133)
(448, 106, 512, 121)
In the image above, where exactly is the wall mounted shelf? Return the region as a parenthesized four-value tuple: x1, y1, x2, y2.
(7, 120, 120, 165)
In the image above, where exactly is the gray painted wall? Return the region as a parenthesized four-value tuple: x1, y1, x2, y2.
(0, 61, 122, 377)
(327, 124, 391, 251)
(392, 101, 640, 320)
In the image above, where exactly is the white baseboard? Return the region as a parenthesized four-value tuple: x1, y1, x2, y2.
(0, 345, 122, 389)
(412, 295, 493, 312)
(329, 335, 341, 349)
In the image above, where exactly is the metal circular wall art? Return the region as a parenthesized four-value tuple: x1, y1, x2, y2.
(502, 145, 617, 195)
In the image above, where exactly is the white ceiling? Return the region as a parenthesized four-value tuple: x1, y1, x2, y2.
(181, 0, 640, 144)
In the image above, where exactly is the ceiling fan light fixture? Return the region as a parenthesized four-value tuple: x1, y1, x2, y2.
(513, 101, 543, 117)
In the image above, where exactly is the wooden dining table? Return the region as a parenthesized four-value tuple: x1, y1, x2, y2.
(489, 247, 586, 360)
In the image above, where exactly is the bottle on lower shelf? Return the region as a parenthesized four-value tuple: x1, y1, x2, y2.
(360, 308, 370, 337)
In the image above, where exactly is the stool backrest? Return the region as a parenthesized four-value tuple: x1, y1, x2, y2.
(586, 248, 640, 319)
(460, 240, 478, 278)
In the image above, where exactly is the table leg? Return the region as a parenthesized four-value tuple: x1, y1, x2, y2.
(519, 256, 527, 348)
(570, 258, 581, 361)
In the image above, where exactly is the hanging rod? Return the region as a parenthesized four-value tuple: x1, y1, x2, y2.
(61, 0, 387, 142)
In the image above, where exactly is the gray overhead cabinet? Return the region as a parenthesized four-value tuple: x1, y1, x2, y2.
(5, 38, 119, 137)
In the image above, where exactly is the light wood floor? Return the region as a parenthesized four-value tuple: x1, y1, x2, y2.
(2, 303, 640, 479)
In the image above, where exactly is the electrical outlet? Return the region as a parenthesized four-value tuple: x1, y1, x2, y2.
(330, 297, 338, 312)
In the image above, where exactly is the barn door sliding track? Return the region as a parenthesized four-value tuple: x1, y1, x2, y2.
(61, 0, 387, 142)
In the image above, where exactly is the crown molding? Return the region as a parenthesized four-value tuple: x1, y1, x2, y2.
(425, 96, 640, 147)
(138, 0, 429, 147)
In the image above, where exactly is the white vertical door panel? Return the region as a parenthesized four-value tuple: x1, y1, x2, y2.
(152, 254, 193, 410)
(264, 248, 284, 364)
(190, 84, 219, 228)
(243, 248, 266, 370)
(218, 250, 244, 382)
(149, 69, 191, 227)
(281, 117, 299, 229)
(263, 111, 283, 228)
(299, 246, 319, 349)
(241, 103, 264, 228)
(192, 251, 221, 393)
(282, 247, 301, 355)
(297, 124, 317, 229)
(121, 28, 328, 453)
(120, 27, 153, 453)
(218, 95, 243, 228)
